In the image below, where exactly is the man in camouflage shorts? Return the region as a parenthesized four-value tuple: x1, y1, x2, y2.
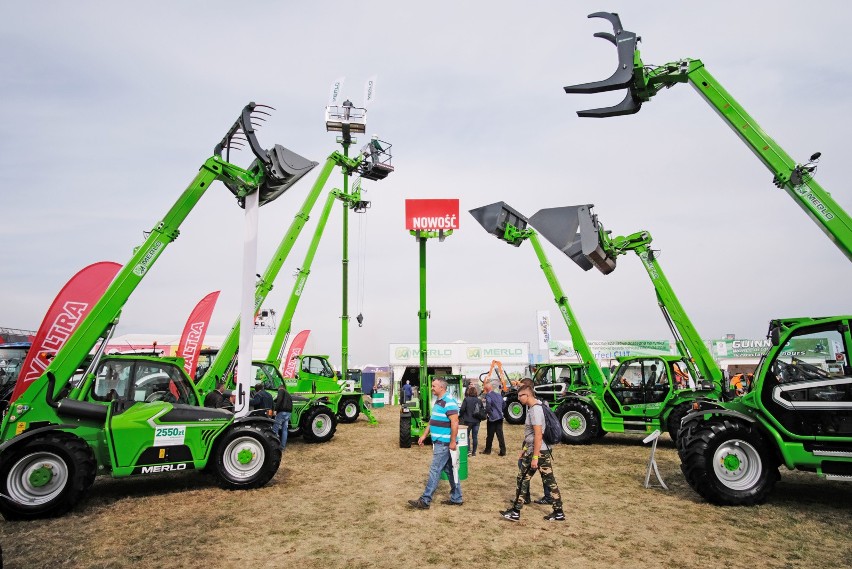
(501, 385, 564, 522)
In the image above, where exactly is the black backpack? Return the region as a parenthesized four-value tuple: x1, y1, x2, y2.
(538, 403, 562, 446)
(472, 397, 487, 421)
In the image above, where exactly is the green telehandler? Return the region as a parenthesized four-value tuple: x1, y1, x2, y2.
(565, 11, 852, 504)
(262, 180, 379, 427)
(471, 201, 723, 444)
(0, 103, 317, 520)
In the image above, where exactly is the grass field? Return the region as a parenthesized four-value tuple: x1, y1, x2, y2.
(0, 405, 850, 569)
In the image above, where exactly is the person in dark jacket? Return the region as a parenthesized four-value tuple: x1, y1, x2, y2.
(204, 382, 233, 410)
(273, 384, 293, 451)
(251, 382, 274, 412)
(459, 385, 484, 456)
(481, 379, 506, 456)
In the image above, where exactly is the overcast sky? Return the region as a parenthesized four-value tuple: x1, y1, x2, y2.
(2, 1, 851, 368)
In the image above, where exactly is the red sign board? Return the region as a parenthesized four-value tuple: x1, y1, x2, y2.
(405, 199, 460, 231)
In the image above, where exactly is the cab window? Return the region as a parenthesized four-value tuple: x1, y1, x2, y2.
(131, 362, 197, 406)
(92, 361, 133, 401)
(303, 357, 334, 378)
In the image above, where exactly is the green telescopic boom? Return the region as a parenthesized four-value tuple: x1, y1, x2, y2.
(197, 152, 362, 399)
(565, 12, 852, 260)
(266, 189, 342, 367)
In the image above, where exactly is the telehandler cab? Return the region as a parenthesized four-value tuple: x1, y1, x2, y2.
(0, 103, 314, 520)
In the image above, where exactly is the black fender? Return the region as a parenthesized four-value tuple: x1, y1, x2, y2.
(681, 407, 756, 427)
(0, 423, 81, 456)
(232, 415, 275, 427)
(400, 407, 412, 419)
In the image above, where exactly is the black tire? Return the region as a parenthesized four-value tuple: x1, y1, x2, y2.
(337, 397, 360, 424)
(301, 406, 337, 444)
(554, 400, 599, 444)
(400, 414, 412, 448)
(504, 394, 526, 425)
(666, 403, 692, 444)
(211, 423, 281, 490)
(0, 431, 96, 520)
(679, 419, 779, 506)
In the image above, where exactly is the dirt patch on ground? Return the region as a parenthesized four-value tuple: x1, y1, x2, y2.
(1, 405, 850, 568)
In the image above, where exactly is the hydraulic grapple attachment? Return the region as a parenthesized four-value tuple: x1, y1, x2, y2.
(469, 201, 528, 247)
(563, 12, 643, 117)
(528, 205, 617, 274)
(215, 102, 318, 206)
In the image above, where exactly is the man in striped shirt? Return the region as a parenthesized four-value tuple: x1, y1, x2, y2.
(407, 377, 463, 508)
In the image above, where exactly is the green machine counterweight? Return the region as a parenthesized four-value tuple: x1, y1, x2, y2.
(0, 103, 316, 520)
(566, 12, 852, 505)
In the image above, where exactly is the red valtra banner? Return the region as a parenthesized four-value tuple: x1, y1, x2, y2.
(177, 291, 220, 380)
(11, 261, 122, 403)
(405, 199, 460, 231)
(282, 329, 311, 378)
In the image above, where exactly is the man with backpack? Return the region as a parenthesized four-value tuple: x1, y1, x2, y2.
(500, 385, 564, 522)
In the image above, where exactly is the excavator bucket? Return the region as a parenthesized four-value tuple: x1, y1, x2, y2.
(254, 145, 318, 206)
(216, 102, 319, 207)
(528, 205, 617, 274)
(469, 201, 528, 247)
(563, 12, 643, 117)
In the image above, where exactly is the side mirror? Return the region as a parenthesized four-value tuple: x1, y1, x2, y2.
(769, 326, 781, 347)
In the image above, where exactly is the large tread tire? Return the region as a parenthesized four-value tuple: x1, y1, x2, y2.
(301, 406, 337, 444)
(399, 414, 412, 448)
(211, 423, 281, 490)
(337, 397, 361, 424)
(678, 419, 779, 506)
(0, 431, 96, 520)
(504, 394, 526, 425)
(666, 403, 692, 445)
(555, 400, 599, 444)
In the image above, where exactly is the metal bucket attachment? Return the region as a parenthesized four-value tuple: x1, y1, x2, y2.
(528, 205, 616, 274)
(216, 103, 319, 207)
(469, 201, 528, 247)
(256, 145, 319, 206)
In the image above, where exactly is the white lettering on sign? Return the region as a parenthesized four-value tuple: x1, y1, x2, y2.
(411, 214, 459, 230)
(182, 322, 205, 375)
(133, 240, 165, 276)
(141, 463, 188, 474)
(23, 301, 88, 382)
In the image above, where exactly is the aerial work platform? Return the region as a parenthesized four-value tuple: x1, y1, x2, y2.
(358, 138, 394, 180)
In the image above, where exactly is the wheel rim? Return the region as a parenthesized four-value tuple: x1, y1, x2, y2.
(312, 413, 333, 437)
(222, 435, 265, 480)
(713, 439, 763, 491)
(344, 402, 358, 419)
(508, 402, 524, 420)
(7, 451, 69, 506)
(562, 411, 587, 436)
